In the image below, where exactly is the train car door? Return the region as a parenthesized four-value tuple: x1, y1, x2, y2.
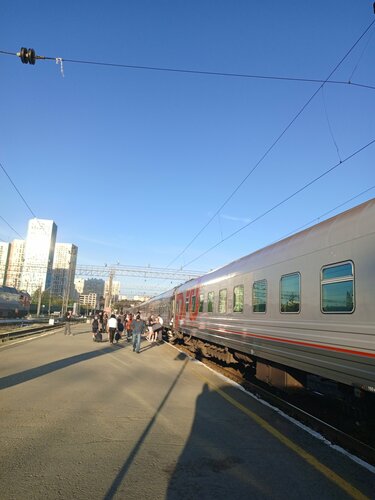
(175, 292, 185, 328)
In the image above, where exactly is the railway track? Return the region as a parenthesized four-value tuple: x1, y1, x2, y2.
(0, 323, 64, 343)
(171, 338, 375, 467)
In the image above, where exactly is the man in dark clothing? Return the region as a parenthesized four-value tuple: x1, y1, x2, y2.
(132, 314, 146, 353)
(64, 311, 72, 335)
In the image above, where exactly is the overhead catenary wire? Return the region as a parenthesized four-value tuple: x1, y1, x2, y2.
(271, 185, 375, 243)
(167, 18, 375, 268)
(0, 215, 24, 239)
(321, 87, 342, 162)
(0, 161, 49, 238)
(0, 49, 375, 91)
(181, 136, 375, 269)
(0, 162, 38, 219)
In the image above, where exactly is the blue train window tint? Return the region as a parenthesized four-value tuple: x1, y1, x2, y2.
(322, 262, 353, 281)
(207, 292, 214, 313)
(219, 289, 227, 313)
(199, 293, 204, 312)
(280, 273, 300, 313)
(321, 261, 354, 313)
(322, 282, 353, 312)
(253, 279, 267, 313)
(233, 285, 244, 313)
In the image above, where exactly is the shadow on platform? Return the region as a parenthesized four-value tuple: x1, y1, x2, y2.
(0, 344, 126, 391)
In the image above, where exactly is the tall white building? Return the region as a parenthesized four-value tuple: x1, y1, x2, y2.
(20, 219, 57, 295)
(105, 279, 121, 303)
(4, 240, 25, 289)
(79, 293, 97, 310)
(52, 243, 78, 302)
(74, 277, 85, 299)
(104, 280, 121, 299)
(0, 242, 10, 286)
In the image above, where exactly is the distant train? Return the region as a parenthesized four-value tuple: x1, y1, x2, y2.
(137, 199, 375, 405)
(0, 286, 31, 318)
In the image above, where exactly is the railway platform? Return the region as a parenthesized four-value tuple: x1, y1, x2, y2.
(0, 323, 374, 499)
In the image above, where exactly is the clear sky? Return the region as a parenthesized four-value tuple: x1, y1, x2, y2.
(1, 1, 374, 296)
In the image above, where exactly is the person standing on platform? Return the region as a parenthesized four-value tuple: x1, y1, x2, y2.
(156, 314, 164, 342)
(64, 311, 72, 335)
(146, 315, 153, 341)
(126, 313, 133, 342)
(132, 314, 146, 353)
(108, 314, 117, 344)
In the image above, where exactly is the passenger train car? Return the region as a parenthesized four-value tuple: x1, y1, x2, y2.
(138, 199, 375, 404)
(0, 286, 31, 318)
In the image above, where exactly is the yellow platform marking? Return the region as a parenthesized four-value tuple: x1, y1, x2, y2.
(193, 369, 370, 500)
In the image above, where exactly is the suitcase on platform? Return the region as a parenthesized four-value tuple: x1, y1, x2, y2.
(94, 331, 102, 342)
(114, 331, 121, 342)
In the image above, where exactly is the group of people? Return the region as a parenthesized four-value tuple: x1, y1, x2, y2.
(91, 311, 164, 353)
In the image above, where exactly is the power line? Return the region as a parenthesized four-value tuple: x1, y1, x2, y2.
(182, 136, 375, 268)
(0, 161, 38, 218)
(167, 18, 375, 268)
(0, 161, 50, 238)
(272, 185, 375, 243)
(0, 215, 24, 239)
(1, 49, 375, 91)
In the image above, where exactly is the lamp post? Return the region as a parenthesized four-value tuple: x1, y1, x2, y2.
(36, 285, 43, 317)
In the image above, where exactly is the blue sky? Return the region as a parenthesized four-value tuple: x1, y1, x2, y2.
(1, 1, 374, 296)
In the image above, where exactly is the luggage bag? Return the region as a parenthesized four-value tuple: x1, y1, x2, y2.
(94, 331, 102, 342)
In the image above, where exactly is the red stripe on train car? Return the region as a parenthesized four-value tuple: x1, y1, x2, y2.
(183, 322, 375, 359)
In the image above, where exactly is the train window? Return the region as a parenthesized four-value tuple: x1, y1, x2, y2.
(191, 293, 196, 313)
(233, 285, 244, 312)
(199, 293, 204, 312)
(185, 297, 189, 313)
(321, 261, 354, 313)
(207, 292, 214, 312)
(218, 289, 227, 313)
(280, 273, 300, 313)
(253, 280, 267, 313)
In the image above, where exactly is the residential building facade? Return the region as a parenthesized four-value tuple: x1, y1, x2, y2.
(4, 240, 25, 289)
(20, 219, 57, 295)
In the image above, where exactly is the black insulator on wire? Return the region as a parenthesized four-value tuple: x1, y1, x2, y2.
(17, 47, 36, 64)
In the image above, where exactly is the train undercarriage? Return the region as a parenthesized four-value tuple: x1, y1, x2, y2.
(169, 329, 375, 445)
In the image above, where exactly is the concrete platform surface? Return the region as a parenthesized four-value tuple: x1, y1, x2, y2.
(0, 323, 374, 500)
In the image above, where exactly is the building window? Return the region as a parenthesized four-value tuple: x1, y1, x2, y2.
(253, 279, 267, 313)
(207, 292, 214, 313)
(199, 293, 204, 312)
(233, 285, 244, 312)
(280, 273, 300, 313)
(218, 289, 227, 313)
(321, 261, 354, 313)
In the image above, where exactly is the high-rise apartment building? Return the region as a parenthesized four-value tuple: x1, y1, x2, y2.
(20, 219, 57, 295)
(0, 242, 10, 286)
(105, 279, 121, 303)
(79, 293, 97, 310)
(4, 240, 25, 289)
(83, 278, 105, 297)
(74, 277, 85, 299)
(52, 243, 78, 302)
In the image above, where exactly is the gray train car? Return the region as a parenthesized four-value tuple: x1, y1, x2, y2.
(0, 286, 31, 318)
(136, 287, 177, 328)
(173, 199, 375, 398)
